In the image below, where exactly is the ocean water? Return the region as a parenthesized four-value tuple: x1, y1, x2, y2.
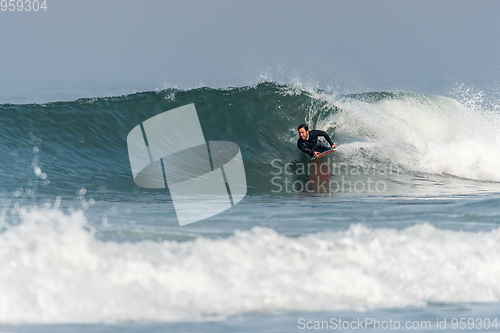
(1, 82, 500, 332)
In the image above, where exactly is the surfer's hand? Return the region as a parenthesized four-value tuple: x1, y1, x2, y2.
(332, 144, 337, 149)
(313, 151, 319, 158)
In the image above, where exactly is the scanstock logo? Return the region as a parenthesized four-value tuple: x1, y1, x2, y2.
(127, 104, 247, 226)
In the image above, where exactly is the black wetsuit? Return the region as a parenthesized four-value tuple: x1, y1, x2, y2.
(297, 130, 334, 157)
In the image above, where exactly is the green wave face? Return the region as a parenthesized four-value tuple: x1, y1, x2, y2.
(1, 82, 499, 198)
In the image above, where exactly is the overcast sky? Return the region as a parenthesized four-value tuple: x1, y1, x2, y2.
(1, 0, 500, 103)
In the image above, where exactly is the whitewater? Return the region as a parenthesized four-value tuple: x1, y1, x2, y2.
(1, 82, 500, 332)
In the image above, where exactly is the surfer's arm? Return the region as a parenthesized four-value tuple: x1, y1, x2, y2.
(315, 130, 334, 146)
(297, 141, 314, 157)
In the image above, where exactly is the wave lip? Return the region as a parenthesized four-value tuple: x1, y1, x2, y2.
(1, 206, 500, 323)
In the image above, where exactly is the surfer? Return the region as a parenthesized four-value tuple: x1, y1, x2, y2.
(297, 124, 337, 158)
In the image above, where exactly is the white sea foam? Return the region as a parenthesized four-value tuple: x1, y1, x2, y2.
(315, 93, 500, 182)
(1, 205, 500, 323)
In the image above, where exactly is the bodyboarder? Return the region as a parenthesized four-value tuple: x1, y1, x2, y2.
(297, 124, 337, 158)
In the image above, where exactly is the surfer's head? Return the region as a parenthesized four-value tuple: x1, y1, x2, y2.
(298, 124, 309, 140)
